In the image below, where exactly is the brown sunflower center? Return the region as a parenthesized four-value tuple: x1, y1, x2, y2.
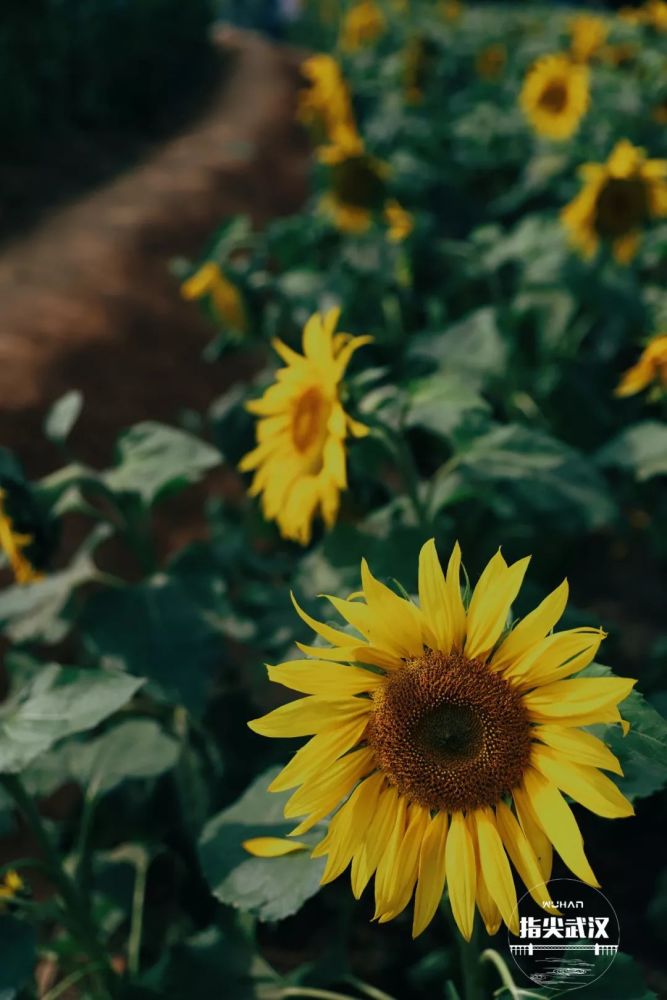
(539, 80, 568, 113)
(594, 176, 649, 238)
(332, 155, 386, 210)
(292, 387, 327, 453)
(366, 649, 532, 812)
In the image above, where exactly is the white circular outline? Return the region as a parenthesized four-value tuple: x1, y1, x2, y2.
(506, 877, 620, 993)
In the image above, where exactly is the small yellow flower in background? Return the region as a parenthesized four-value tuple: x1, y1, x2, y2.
(181, 262, 246, 333)
(561, 139, 667, 264)
(385, 200, 413, 242)
(248, 541, 634, 939)
(520, 53, 590, 141)
(618, 4, 645, 23)
(340, 0, 386, 52)
(297, 54, 355, 143)
(404, 35, 438, 104)
(600, 41, 639, 67)
(318, 125, 389, 233)
(0, 489, 42, 585)
(616, 335, 667, 397)
(0, 870, 24, 901)
(440, 0, 462, 23)
(568, 14, 609, 62)
(644, 0, 667, 29)
(239, 308, 371, 546)
(475, 43, 507, 81)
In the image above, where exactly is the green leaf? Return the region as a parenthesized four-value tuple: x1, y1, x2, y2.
(82, 575, 221, 714)
(198, 767, 326, 922)
(0, 523, 112, 644)
(584, 665, 667, 802)
(406, 373, 489, 439)
(103, 422, 221, 505)
(598, 421, 667, 481)
(69, 719, 180, 796)
(43, 390, 84, 445)
(410, 308, 508, 384)
(0, 917, 36, 993)
(0, 664, 143, 774)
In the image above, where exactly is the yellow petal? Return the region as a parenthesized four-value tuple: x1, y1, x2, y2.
(291, 592, 367, 649)
(491, 580, 569, 671)
(531, 745, 634, 819)
(351, 782, 398, 898)
(534, 725, 623, 775)
(521, 769, 599, 886)
(376, 803, 428, 922)
(512, 784, 553, 881)
(418, 539, 456, 652)
(495, 801, 554, 911)
(507, 627, 605, 689)
(446, 542, 467, 648)
(296, 641, 401, 671)
(284, 746, 375, 822)
(266, 660, 385, 696)
(523, 677, 636, 725)
(316, 774, 380, 884)
(268, 711, 371, 792)
(445, 811, 477, 941)
(373, 795, 409, 918)
(412, 811, 449, 938)
(242, 837, 309, 857)
(475, 856, 502, 936)
(248, 695, 371, 738)
(359, 559, 424, 657)
(465, 553, 531, 660)
(473, 807, 518, 934)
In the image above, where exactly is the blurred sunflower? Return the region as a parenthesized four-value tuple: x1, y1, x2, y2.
(561, 139, 667, 264)
(644, 0, 667, 29)
(568, 14, 608, 62)
(384, 200, 413, 242)
(0, 871, 24, 902)
(181, 262, 246, 332)
(475, 43, 507, 81)
(238, 308, 370, 545)
(0, 489, 42, 585)
(247, 542, 634, 939)
(520, 54, 589, 141)
(297, 54, 354, 143)
(340, 0, 386, 52)
(404, 35, 439, 104)
(440, 0, 462, 22)
(318, 125, 390, 233)
(616, 335, 667, 397)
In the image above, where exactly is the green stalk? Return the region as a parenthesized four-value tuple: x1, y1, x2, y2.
(442, 898, 484, 1000)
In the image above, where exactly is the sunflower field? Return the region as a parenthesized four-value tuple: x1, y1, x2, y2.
(1, 1, 667, 998)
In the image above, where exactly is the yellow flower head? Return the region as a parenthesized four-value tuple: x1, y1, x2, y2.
(618, 4, 645, 23)
(0, 870, 24, 901)
(616, 334, 667, 396)
(0, 489, 42, 585)
(318, 125, 389, 233)
(181, 262, 246, 332)
(600, 41, 638, 67)
(297, 54, 355, 142)
(340, 0, 386, 53)
(475, 43, 507, 81)
(239, 309, 371, 545)
(440, 0, 462, 22)
(520, 53, 590, 141)
(644, 0, 667, 30)
(562, 139, 667, 264)
(248, 542, 634, 939)
(568, 14, 609, 62)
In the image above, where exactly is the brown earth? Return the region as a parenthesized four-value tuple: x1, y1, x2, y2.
(0, 27, 309, 482)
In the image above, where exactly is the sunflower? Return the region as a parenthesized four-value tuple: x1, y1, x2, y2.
(520, 53, 589, 141)
(238, 309, 370, 545)
(475, 43, 507, 81)
(340, 0, 386, 53)
(0, 489, 42, 585)
(615, 334, 667, 397)
(404, 35, 439, 104)
(561, 140, 667, 264)
(246, 542, 634, 939)
(440, 0, 462, 23)
(181, 262, 246, 332)
(0, 870, 24, 902)
(568, 14, 609, 62)
(297, 54, 355, 143)
(644, 0, 667, 29)
(384, 200, 413, 242)
(318, 125, 390, 233)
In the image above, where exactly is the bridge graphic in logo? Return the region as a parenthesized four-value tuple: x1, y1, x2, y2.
(510, 943, 619, 957)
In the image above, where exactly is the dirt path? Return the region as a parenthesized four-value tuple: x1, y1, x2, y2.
(0, 28, 309, 478)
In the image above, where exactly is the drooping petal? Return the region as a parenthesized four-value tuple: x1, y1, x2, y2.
(284, 746, 375, 822)
(506, 627, 605, 689)
(533, 725, 623, 776)
(473, 807, 518, 934)
(531, 745, 634, 819)
(268, 711, 371, 792)
(242, 837, 309, 857)
(316, 773, 383, 884)
(495, 801, 554, 910)
(373, 795, 409, 918)
(291, 593, 367, 649)
(248, 695, 371, 738)
(523, 677, 635, 726)
(512, 783, 553, 881)
(445, 811, 477, 941)
(521, 768, 599, 886)
(412, 811, 449, 938)
(376, 803, 428, 923)
(351, 782, 399, 899)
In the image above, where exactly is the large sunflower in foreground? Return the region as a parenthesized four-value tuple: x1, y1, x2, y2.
(520, 53, 589, 140)
(238, 309, 370, 545)
(562, 139, 667, 264)
(247, 542, 635, 939)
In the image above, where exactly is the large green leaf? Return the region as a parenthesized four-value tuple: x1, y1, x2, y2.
(409, 307, 508, 384)
(68, 719, 180, 796)
(198, 768, 326, 922)
(0, 664, 143, 774)
(103, 422, 221, 505)
(406, 373, 489, 439)
(598, 421, 667, 481)
(82, 576, 222, 714)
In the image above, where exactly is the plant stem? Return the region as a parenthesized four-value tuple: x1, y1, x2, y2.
(343, 976, 398, 1000)
(442, 898, 484, 1000)
(0, 774, 116, 1000)
(41, 964, 107, 1000)
(128, 849, 150, 977)
(481, 949, 545, 1000)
